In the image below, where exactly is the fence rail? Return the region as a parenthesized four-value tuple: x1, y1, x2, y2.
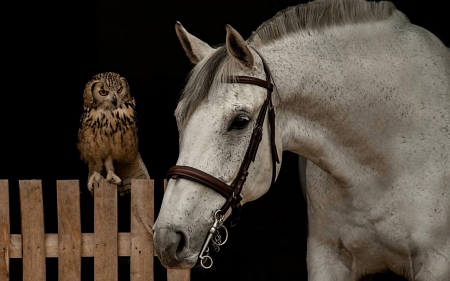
(0, 179, 190, 281)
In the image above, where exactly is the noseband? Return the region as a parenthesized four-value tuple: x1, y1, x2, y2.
(167, 55, 280, 268)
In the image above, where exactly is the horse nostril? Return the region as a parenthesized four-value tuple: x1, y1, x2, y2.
(175, 231, 187, 256)
(154, 227, 189, 265)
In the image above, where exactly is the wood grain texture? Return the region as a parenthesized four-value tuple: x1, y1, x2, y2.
(19, 180, 46, 281)
(94, 180, 118, 281)
(10, 233, 135, 258)
(8, 235, 21, 259)
(57, 180, 81, 281)
(167, 269, 191, 281)
(0, 180, 10, 281)
(7, 179, 190, 280)
(130, 179, 154, 281)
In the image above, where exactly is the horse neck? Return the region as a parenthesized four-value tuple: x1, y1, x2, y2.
(261, 18, 412, 188)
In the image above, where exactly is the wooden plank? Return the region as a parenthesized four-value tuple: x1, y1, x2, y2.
(0, 180, 10, 281)
(84, 232, 130, 257)
(81, 233, 94, 257)
(167, 269, 191, 281)
(130, 179, 154, 281)
(9, 235, 21, 258)
(57, 180, 81, 281)
(10, 233, 132, 258)
(118, 232, 131, 256)
(44, 234, 58, 257)
(19, 180, 46, 281)
(94, 180, 118, 281)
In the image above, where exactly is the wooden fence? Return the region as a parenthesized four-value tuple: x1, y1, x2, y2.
(0, 179, 191, 281)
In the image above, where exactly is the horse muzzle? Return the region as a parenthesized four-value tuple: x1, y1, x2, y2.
(153, 226, 198, 269)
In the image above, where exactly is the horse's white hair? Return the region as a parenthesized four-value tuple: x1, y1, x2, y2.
(175, 0, 398, 126)
(248, 0, 396, 46)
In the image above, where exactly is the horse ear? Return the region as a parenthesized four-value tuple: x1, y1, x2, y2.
(225, 24, 254, 69)
(175, 21, 214, 64)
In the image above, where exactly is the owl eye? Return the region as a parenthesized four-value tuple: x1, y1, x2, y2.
(99, 89, 108, 96)
(117, 87, 123, 94)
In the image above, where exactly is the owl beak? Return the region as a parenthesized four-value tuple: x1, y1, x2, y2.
(112, 94, 117, 107)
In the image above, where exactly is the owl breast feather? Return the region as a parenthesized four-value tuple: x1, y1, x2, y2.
(78, 105, 138, 164)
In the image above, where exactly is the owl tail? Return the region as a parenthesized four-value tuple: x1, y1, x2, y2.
(116, 152, 151, 196)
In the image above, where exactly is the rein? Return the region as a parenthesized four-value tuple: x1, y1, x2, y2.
(167, 56, 280, 268)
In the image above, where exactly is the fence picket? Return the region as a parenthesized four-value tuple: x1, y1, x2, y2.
(130, 179, 154, 281)
(0, 180, 10, 281)
(94, 180, 118, 281)
(19, 180, 46, 281)
(57, 180, 81, 281)
(167, 269, 191, 281)
(2, 179, 190, 280)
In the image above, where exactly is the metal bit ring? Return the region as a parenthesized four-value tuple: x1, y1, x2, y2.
(200, 255, 213, 269)
(212, 225, 228, 246)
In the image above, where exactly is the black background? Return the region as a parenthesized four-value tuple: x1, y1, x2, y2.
(1, 0, 448, 280)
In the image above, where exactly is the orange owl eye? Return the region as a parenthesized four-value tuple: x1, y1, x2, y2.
(117, 87, 123, 94)
(99, 89, 108, 96)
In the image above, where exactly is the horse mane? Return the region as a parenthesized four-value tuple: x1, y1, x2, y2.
(176, 0, 398, 125)
(175, 46, 237, 126)
(248, 0, 396, 46)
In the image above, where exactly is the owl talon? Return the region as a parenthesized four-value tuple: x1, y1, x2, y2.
(106, 171, 122, 185)
(88, 171, 104, 194)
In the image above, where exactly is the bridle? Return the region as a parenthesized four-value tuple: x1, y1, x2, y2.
(167, 52, 280, 268)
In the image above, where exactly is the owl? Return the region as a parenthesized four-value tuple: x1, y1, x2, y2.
(77, 72, 139, 194)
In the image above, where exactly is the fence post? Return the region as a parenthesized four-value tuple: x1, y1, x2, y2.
(57, 180, 82, 281)
(130, 179, 154, 281)
(94, 180, 118, 281)
(19, 180, 46, 281)
(0, 180, 9, 281)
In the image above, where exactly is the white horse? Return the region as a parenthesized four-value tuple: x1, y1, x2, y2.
(153, 0, 450, 280)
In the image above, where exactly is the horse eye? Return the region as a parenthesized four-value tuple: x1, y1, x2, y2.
(230, 116, 250, 130)
(99, 89, 108, 96)
(117, 87, 123, 94)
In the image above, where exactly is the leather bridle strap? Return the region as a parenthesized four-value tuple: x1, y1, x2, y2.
(166, 165, 234, 199)
(167, 58, 279, 223)
(229, 73, 280, 184)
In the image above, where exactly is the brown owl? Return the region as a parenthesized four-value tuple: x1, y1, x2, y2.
(77, 72, 140, 194)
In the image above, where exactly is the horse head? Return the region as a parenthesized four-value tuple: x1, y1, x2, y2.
(153, 22, 283, 268)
